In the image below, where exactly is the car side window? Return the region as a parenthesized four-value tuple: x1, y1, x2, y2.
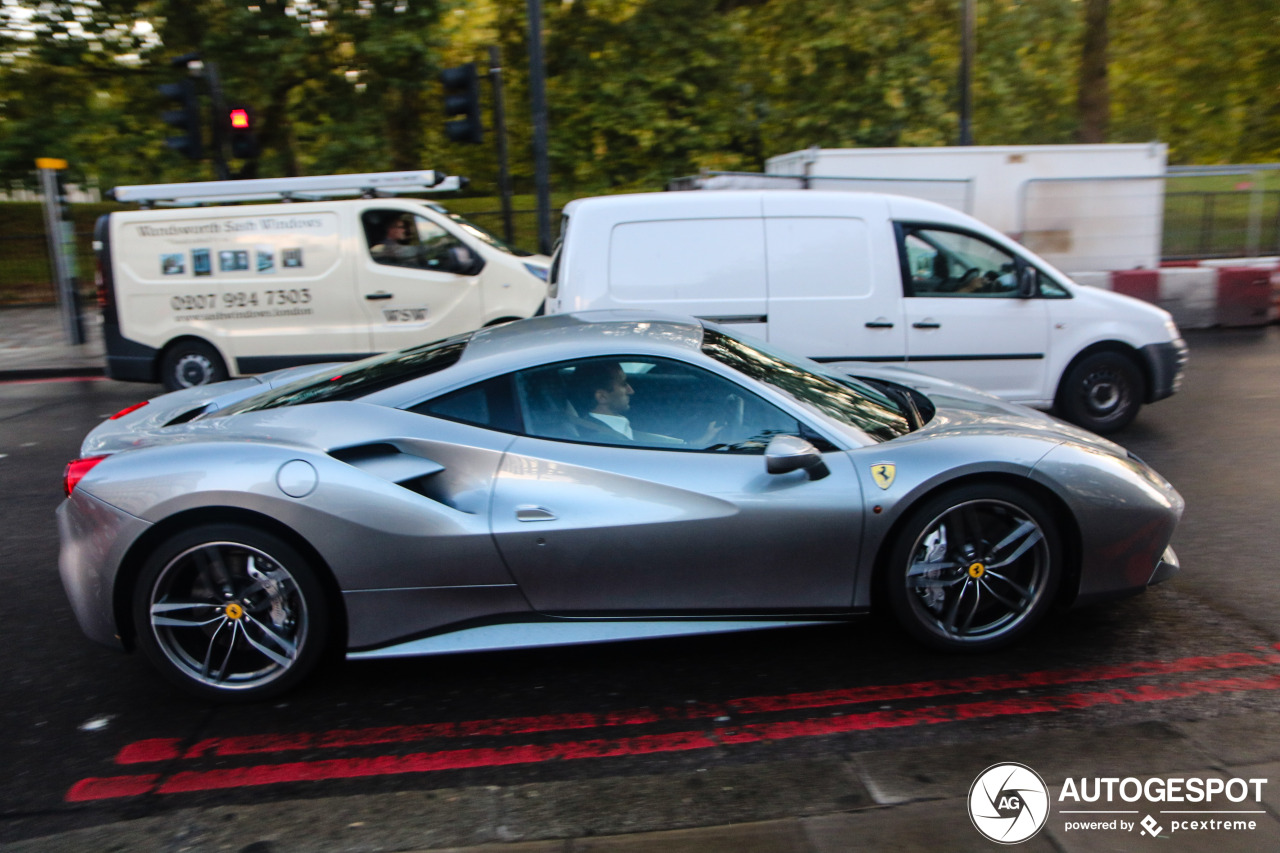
(409, 376, 519, 432)
(512, 356, 808, 453)
(362, 210, 481, 275)
(900, 226, 1022, 298)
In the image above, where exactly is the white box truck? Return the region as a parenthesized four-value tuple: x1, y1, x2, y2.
(96, 171, 549, 390)
(545, 190, 1187, 433)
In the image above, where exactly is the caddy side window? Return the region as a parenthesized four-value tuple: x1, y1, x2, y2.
(900, 226, 1022, 298)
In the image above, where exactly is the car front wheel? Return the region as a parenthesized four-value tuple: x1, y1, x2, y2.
(133, 523, 330, 702)
(887, 483, 1062, 652)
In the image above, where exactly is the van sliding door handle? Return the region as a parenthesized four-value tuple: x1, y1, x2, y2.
(365, 293, 394, 301)
(864, 320, 895, 329)
(912, 321, 941, 329)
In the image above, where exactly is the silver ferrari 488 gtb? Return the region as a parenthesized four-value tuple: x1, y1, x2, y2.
(59, 313, 1183, 701)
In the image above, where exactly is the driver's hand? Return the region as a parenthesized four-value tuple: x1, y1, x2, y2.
(694, 420, 724, 447)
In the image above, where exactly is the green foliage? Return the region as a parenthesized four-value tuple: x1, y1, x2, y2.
(1, 0, 1277, 196)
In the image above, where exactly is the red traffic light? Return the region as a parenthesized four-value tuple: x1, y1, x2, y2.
(229, 108, 250, 129)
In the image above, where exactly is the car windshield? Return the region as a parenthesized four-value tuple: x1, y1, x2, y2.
(701, 328, 913, 442)
(212, 334, 472, 416)
(426, 203, 533, 257)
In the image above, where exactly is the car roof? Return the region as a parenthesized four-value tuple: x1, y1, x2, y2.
(357, 311, 710, 407)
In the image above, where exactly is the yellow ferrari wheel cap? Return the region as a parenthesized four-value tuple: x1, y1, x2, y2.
(224, 603, 245, 620)
(871, 463, 896, 490)
(968, 562, 986, 579)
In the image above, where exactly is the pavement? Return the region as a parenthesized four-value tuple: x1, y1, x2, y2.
(4, 304, 1280, 851)
(0, 304, 106, 380)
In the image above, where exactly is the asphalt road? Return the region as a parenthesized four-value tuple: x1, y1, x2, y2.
(1, 327, 1279, 848)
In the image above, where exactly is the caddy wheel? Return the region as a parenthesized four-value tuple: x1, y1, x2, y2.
(1056, 352, 1143, 434)
(134, 524, 329, 701)
(888, 484, 1061, 652)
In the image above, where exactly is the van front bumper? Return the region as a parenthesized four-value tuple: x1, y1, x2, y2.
(1141, 337, 1188, 403)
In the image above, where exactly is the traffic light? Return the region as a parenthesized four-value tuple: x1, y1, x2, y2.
(158, 77, 203, 160)
(226, 106, 259, 159)
(441, 62, 483, 145)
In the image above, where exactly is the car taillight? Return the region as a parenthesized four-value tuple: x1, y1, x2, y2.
(95, 255, 110, 311)
(109, 400, 148, 420)
(64, 455, 109, 497)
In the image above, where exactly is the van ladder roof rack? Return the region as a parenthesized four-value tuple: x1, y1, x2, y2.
(109, 170, 465, 207)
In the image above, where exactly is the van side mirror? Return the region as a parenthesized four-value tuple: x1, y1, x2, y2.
(765, 434, 829, 481)
(1018, 266, 1039, 298)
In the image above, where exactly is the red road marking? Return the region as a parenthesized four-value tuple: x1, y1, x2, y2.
(68, 669, 1280, 801)
(114, 648, 1280, 765)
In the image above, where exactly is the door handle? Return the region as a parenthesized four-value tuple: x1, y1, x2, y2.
(515, 505, 557, 522)
(864, 320, 894, 329)
(912, 321, 941, 329)
(365, 293, 394, 301)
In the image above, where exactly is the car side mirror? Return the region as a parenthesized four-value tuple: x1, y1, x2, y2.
(1017, 266, 1039, 298)
(765, 434, 829, 481)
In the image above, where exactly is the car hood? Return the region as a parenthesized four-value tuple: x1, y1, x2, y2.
(81, 363, 344, 456)
(837, 361, 1130, 458)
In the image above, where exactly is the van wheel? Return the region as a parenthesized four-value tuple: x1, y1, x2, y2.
(1055, 352, 1143, 434)
(161, 340, 228, 391)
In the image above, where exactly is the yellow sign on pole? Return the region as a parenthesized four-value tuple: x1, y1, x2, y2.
(35, 158, 68, 170)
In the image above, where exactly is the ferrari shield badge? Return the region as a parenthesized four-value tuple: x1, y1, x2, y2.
(871, 463, 896, 490)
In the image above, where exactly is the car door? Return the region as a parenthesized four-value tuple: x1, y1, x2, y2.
(897, 224, 1049, 401)
(358, 207, 485, 351)
(483, 356, 865, 614)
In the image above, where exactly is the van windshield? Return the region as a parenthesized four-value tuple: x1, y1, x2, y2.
(426, 203, 533, 257)
(212, 334, 472, 415)
(701, 328, 913, 442)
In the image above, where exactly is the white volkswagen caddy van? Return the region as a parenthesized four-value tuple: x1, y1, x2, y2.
(546, 190, 1187, 433)
(97, 172, 549, 390)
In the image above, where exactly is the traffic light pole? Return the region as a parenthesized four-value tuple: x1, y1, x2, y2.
(526, 0, 553, 256)
(203, 60, 232, 180)
(488, 46, 516, 246)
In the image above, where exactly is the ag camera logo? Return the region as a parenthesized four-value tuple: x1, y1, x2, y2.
(969, 763, 1051, 844)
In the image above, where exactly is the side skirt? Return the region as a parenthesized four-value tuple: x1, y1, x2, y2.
(347, 618, 843, 660)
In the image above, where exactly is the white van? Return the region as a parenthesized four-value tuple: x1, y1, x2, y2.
(97, 171, 549, 390)
(546, 190, 1187, 433)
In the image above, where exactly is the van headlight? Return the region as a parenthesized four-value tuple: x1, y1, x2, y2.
(523, 262, 549, 282)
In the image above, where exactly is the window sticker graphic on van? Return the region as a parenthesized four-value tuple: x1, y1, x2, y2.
(282, 248, 303, 268)
(192, 249, 212, 277)
(161, 254, 185, 275)
(257, 249, 275, 274)
(219, 250, 249, 272)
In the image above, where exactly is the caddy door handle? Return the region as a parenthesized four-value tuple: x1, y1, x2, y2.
(515, 505, 557, 522)
(912, 320, 941, 329)
(365, 292, 394, 301)
(864, 319, 895, 329)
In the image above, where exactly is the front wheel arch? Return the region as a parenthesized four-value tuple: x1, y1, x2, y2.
(114, 507, 347, 657)
(870, 474, 1081, 617)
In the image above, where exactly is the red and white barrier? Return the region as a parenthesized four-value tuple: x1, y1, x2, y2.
(1071, 260, 1278, 329)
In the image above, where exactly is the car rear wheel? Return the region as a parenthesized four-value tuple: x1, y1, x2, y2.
(887, 483, 1061, 652)
(160, 339, 228, 391)
(1056, 351, 1143, 434)
(133, 524, 330, 702)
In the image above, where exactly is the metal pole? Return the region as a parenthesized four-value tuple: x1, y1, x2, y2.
(36, 158, 84, 345)
(526, 0, 553, 255)
(959, 0, 975, 146)
(489, 46, 516, 246)
(202, 60, 232, 181)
